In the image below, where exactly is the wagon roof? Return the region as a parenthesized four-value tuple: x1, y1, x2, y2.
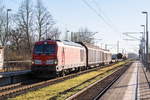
(81, 42, 103, 49)
(35, 40, 57, 44)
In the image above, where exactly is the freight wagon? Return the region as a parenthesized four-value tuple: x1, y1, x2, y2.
(78, 42, 105, 67)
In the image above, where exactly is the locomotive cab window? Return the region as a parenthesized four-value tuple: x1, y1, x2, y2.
(34, 44, 56, 54)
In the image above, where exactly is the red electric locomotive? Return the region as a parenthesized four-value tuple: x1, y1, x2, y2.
(31, 40, 86, 78)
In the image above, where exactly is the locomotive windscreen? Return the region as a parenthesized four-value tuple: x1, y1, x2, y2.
(34, 44, 56, 54)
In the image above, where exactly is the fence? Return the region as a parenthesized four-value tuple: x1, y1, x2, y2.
(0, 60, 31, 72)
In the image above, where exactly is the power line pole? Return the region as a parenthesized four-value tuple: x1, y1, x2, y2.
(146, 13, 149, 69)
(122, 48, 124, 54)
(117, 41, 119, 53)
(141, 25, 146, 64)
(105, 44, 107, 50)
(65, 30, 69, 40)
(142, 11, 149, 70)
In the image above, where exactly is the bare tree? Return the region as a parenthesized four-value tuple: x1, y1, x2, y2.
(15, 0, 33, 53)
(47, 27, 61, 40)
(35, 0, 55, 41)
(10, 28, 24, 51)
(0, 6, 11, 46)
(71, 27, 95, 43)
(0, 0, 61, 61)
(0, 6, 5, 46)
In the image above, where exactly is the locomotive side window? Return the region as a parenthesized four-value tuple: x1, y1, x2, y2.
(62, 47, 65, 53)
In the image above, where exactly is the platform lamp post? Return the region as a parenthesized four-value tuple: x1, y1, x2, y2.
(142, 11, 149, 70)
(5, 9, 11, 72)
(141, 25, 146, 64)
(6, 9, 12, 40)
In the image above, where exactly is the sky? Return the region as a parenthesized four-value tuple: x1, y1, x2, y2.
(1, 0, 150, 54)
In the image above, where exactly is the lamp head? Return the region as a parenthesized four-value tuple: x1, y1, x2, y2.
(142, 11, 147, 14)
(141, 25, 145, 27)
(7, 9, 12, 11)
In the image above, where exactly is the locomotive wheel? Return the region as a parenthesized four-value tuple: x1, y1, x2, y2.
(56, 72, 61, 77)
(77, 67, 81, 72)
(61, 70, 66, 77)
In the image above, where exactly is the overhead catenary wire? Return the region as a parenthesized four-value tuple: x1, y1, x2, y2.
(81, 0, 119, 33)
(92, 0, 112, 22)
(2, 0, 22, 5)
(123, 32, 143, 41)
(91, 0, 120, 33)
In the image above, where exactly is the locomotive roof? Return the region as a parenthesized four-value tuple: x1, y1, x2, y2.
(36, 40, 84, 48)
(61, 40, 83, 48)
(35, 40, 57, 44)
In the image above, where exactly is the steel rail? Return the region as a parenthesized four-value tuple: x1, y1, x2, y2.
(0, 62, 119, 100)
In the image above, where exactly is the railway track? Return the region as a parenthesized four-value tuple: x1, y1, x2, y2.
(0, 61, 127, 100)
(67, 61, 133, 100)
(0, 83, 21, 93)
(0, 79, 45, 93)
(0, 62, 118, 100)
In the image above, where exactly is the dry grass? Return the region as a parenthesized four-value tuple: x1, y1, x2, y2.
(9, 61, 128, 100)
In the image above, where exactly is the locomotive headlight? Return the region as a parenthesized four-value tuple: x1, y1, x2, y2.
(46, 60, 53, 64)
(34, 60, 42, 64)
(32, 60, 34, 64)
(46, 59, 58, 64)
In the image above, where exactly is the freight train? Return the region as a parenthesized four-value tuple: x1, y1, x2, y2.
(31, 40, 112, 78)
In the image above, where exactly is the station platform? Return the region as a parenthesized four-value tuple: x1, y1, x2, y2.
(0, 70, 31, 86)
(99, 61, 150, 100)
(0, 70, 31, 78)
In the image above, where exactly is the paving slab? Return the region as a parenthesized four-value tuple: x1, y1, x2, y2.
(138, 63, 150, 100)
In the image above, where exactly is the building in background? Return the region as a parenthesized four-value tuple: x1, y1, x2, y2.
(0, 47, 4, 70)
